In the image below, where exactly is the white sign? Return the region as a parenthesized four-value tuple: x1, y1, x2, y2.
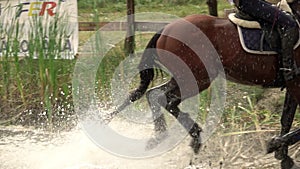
(0, 0, 78, 59)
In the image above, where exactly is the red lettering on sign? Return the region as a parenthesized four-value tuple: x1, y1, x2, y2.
(39, 2, 57, 16)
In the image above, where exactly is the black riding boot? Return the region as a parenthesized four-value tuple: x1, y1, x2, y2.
(280, 27, 299, 81)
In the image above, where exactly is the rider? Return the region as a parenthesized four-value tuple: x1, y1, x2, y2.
(233, 0, 299, 81)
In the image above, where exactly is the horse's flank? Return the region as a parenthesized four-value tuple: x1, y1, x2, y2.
(158, 14, 285, 89)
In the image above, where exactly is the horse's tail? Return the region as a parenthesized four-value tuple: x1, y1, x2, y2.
(115, 29, 162, 113)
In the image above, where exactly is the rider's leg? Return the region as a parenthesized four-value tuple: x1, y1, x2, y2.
(237, 0, 299, 81)
(279, 25, 299, 81)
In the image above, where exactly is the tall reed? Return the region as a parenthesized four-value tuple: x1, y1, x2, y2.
(0, 4, 26, 105)
(0, 2, 75, 127)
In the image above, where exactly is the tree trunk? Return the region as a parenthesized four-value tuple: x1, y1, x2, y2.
(206, 0, 218, 16)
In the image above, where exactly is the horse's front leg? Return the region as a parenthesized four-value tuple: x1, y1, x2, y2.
(267, 128, 300, 168)
(273, 91, 298, 160)
(268, 128, 300, 153)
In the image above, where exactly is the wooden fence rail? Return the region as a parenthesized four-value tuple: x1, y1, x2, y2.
(78, 21, 169, 32)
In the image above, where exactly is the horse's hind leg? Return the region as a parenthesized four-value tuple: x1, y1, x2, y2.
(145, 80, 173, 149)
(146, 81, 171, 136)
(146, 78, 203, 153)
(164, 97, 203, 154)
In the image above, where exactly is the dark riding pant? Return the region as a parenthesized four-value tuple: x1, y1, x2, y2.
(237, 0, 297, 29)
(236, 0, 300, 81)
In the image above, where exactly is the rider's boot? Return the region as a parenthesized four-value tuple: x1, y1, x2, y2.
(280, 26, 300, 81)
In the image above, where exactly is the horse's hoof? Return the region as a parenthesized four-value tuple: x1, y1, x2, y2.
(281, 156, 295, 169)
(146, 137, 160, 150)
(291, 161, 300, 169)
(267, 136, 289, 160)
(189, 136, 202, 154)
(267, 136, 285, 154)
(189, 126, 202, 154)
(101, 111, 119, 124)
(146, 132, 168, 150)
(275, 146, 288, 160)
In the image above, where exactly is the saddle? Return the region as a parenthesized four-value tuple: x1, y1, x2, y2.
(228, 12, 300, 55)
(228, 4, 300, 88)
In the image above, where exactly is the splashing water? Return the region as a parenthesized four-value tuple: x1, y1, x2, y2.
(0, 120, 194, 169)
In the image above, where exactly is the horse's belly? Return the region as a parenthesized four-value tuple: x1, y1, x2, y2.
(225, 62, 277, 86)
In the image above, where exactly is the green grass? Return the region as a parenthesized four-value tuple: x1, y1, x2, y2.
(78, 0, 233, 22)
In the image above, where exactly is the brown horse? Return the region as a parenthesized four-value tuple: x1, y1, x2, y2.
(113, 0, 300, 168)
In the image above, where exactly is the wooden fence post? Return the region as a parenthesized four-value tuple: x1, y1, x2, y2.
(206, 0, 218, 16)
(124, 0, 135, 56)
